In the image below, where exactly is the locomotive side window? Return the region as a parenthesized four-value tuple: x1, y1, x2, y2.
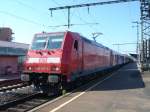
(74, 40, 78, 51)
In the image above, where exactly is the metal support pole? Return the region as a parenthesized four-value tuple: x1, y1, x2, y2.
(149, 39, 150, 58)
(132, 21, 140, 63)
(140, 0, 144, 70)
(140, 0, 150, 71)
(137, 23, 139, 54)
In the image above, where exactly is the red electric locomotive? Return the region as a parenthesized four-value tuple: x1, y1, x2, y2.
(21, 31, 128, 94)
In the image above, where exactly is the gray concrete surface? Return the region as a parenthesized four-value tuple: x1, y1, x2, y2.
(34, 63, 150, 112)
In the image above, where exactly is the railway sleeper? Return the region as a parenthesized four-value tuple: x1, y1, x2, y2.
(24, 101, 41, 106)
(31, 99, 48, 103)
(17, 104, 33, 109)
(7, 108, 26, 112)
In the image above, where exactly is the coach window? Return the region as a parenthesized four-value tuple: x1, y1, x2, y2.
(74, 40, 78, 51)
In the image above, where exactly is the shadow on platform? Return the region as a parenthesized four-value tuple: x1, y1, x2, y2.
(91, 63, 145, 91)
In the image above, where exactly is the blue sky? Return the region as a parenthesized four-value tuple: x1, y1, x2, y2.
(0, 0, 140, 54)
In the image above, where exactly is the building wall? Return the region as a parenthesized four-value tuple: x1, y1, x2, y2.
(0, 27, 13, 41)
(0, 56, 18, 75)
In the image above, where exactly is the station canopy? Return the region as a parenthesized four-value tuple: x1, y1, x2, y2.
(0, 40, 29, 56)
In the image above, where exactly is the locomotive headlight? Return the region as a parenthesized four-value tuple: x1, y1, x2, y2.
(27, 66, 32, 71)
(55, 67, 60, 71)
(51, 66, 60, 71)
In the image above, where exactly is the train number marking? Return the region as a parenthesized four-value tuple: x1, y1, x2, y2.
(39, 58, 47, 63)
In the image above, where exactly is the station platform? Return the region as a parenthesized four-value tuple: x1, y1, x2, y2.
(32, 63, 150, 112)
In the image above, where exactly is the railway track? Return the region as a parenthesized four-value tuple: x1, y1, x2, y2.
(0, 81, 56, 112)
(0, 92, 51, 112)
(0, 83, 52, 112)
(0, 76, 107, 112)
(0, 65, 123, 112)
(0, 83, 29, 92)
(0, 79, 22, 88)
(0, 77, 107, 112)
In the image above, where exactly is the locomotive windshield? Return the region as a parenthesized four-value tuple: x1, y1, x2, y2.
(31, 37, 47, 50)
(47, 35, 64, 50)
(31, 34, 64, 50)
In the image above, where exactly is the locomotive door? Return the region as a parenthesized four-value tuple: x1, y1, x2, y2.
(72, 39, 81, 76)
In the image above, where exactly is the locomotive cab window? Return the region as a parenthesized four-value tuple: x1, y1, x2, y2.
(47, 35, 64, 50)
(31, 33, 64, 50)
(31, 37, 47, 50)
(74, 40, 78, 51)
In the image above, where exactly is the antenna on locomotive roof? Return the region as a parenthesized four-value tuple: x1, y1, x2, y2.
(92, 32, 103, 42)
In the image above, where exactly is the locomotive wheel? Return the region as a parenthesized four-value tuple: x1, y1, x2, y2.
(61, 87, 67, 95)
(59, 76, 68, 95)
(60, 83, 67, 95)
(33, 84, 41, 92)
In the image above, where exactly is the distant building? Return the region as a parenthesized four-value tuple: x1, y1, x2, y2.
(0, 40, 29, 75)
(0, 27, 29, 75)
(0, 27, 14, 41)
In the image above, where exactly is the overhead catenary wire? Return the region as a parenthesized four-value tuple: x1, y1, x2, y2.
(50, 0, 100, 30)
(49, 0, 138, 10)
(48, 22, 99, 28)
(77, 10, 100, 35)
(113, 42, 137, 53)
(15, 0, 49, 15)
(49, 0, 138, 28)
(0, 10, 48, 27)
(113, 42, 137, 45)
(0, 9, 99, 30)
(50, 0, 67, 18)
(15, 0, 64, 30)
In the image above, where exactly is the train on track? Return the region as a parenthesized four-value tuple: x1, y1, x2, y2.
(21, 31, 131, 94)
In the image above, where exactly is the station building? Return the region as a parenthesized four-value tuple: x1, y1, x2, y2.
(0, 27, 29, 75)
